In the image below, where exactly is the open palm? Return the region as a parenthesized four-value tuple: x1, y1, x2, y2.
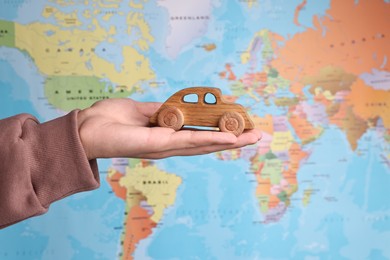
(77, 98, 261, 160)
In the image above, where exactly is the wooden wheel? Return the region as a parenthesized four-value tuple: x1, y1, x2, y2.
(157, 106, 184, 131)
(218, 112, 244, 136)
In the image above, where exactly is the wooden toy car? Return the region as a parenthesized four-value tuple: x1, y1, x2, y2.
(149, 87, 254, 136)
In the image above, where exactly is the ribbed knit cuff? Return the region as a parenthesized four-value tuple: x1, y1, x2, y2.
(25, 110, 100, 207)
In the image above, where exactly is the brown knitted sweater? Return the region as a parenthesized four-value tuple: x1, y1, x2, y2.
(0, 111, 100, 229)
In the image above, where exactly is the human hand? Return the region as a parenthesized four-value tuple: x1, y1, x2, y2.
(77, 98, 261, 160)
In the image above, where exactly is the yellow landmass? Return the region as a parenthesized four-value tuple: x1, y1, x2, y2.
(108, 167, 116, 178)
(103, 13, 114, 21)
(322, 90, 334, 101)
(241, 29, 272, 65)
(264, 84, 277, 95)
(302, 188, 312, 207)
(202, 43, 216, 52)
(215, 149, 241, 161)
(83, 9, 92, 19)
(42, 6, 55, 18)
(270, 131, 293, 152)
(127, 12, 154, 51)
(120, 163, 182, 223)
(136, 38, 150, 52)
(242, 56, 254, 69)
(108, 26, 116, 40)
(246, 1, 259, 9)
(314, 88, 334, 101)
(129, 0, 145, 9)
(42, 6, 81, 27)
(97, 1, 120, 9)
(14, 19, 154, 89)
(51, 0, 76, 7)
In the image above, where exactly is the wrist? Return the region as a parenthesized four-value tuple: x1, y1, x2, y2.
(77, 108, 93, 160)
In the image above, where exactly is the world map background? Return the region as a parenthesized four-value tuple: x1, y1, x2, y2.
(0, 0, 390, 259)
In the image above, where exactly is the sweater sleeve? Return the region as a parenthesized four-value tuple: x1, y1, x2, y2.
(0, 110, 100, 229)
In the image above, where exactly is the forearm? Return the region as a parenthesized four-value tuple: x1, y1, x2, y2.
(0, 111, 100, 229)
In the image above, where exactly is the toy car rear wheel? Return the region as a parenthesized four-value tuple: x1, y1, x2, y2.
(219, 112, 244, 136)
(157, 106, 184, 131)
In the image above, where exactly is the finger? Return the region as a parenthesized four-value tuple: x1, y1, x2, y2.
(138, 127, 239, 152)
(96, 126, 234, 158)
(127, 127, 260, 155)
(136, 142, 252, 159)
(164, 129, 238, 148)
(242, 128, 262, 140)
(100, 123, 261, 159)
(164, 128, 262, 148)
(136, 130, 261, 159)
(108, 127, 238, 158)
(166, 128, 261, 149)
(134, 101, 162, 118)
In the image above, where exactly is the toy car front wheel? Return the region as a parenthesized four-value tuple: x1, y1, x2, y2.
(157, 106, 184, 131)
(219, 112, 244, 136)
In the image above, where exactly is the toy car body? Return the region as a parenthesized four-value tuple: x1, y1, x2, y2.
(149, 87, 254, 136)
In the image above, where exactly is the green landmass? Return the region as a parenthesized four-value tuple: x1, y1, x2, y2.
(265, 159, 283, 184)
(274, 97, 299, 107)
(257, 195, 269, 213)
(264, 152, 277, 160)
(268, 68, 279, 78)
(0, 20, 15, 47)
(277, 191, 288, 202)
(128, 159, 142, 168)
(45, 75, 132, 111)
(267, 73, 290, 90)
(385, 133, 390, 143)
(259, 30, 273, 61)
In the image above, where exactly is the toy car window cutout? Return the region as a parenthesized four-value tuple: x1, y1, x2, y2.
(204, 92, 217, 105)
(183, 93, 198, 103)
